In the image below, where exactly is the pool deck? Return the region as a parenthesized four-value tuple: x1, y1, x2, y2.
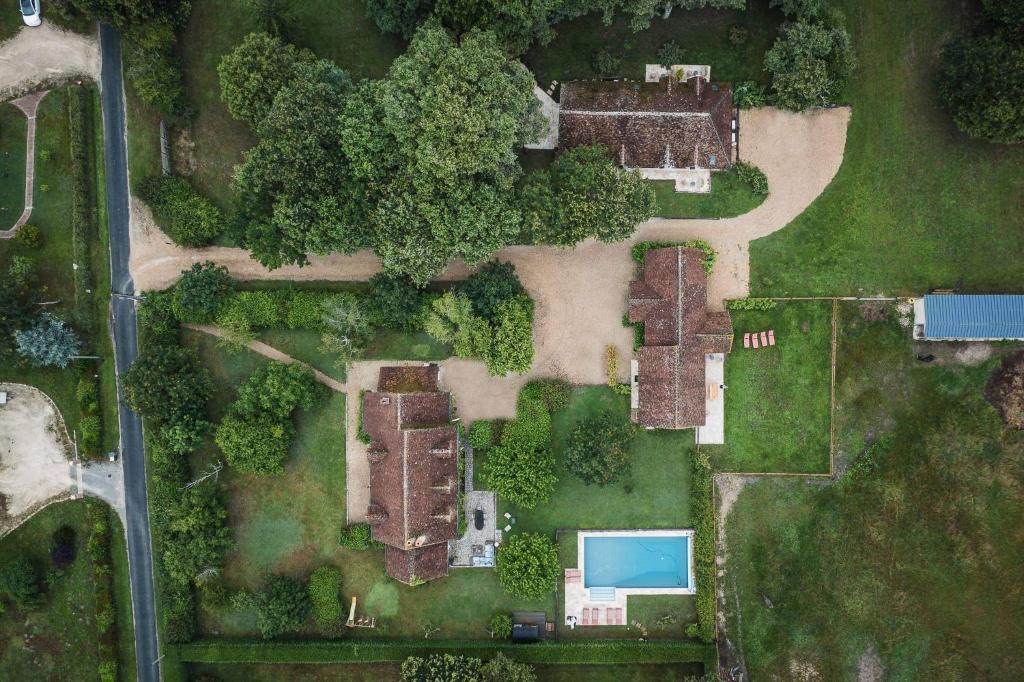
(564, 529, 695, 629)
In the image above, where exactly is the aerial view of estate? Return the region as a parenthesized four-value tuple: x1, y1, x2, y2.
(0, 1, 1022, 681)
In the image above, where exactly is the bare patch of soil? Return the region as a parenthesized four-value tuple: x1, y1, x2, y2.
(986, 351, 1024, 429)
(859, 301, 889, 322)
(0, 24, 99, 100)
(857, 646, 884, 682)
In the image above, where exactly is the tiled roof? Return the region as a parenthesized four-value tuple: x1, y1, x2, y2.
(364, 366, 458, 584)
(923, 294, 1024, 339)
(628, 247, 733, 429)
(384, 544, 451, 584)
(558, 77, 733, 170)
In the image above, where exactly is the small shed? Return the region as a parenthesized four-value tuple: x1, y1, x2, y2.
(914, 294, 1024, 340)
(512, 624, 539, 643)
(511, 611, 548, 643)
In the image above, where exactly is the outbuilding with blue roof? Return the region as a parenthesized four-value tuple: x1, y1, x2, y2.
(913, 294, 1024, 340)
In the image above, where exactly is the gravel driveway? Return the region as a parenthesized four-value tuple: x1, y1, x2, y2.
(0, 24, 99, 100)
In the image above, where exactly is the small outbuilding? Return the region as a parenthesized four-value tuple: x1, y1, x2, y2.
(913, 294, 1024, 341)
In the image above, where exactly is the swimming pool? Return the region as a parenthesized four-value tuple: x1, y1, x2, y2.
(580, 531, 694, 593)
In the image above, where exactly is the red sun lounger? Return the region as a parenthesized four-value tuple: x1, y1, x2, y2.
(743, 333, 750, 348)
(751, 333, 760, 349)
(582, 608, 590, 626)
(768, 330, 776, 346)
(760, 331, 768, 346)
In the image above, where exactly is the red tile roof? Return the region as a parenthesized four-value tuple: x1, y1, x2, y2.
(363, 365, 457, 584)
(559, 77, 733, 170)
(628, 247, 734, 429)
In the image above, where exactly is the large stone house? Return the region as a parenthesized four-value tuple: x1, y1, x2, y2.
(363, 365, 458, 585)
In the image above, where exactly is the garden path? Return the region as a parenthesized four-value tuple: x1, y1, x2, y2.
(0, 90, 48, 237)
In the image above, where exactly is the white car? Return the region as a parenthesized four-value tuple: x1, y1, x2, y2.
(21, 0, 41, 27)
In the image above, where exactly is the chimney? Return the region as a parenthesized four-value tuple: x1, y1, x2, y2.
(431, 508, 455, 522)
(430, 477, 454, 493)
(366, 503, 388, 524)
(367, 446, 388, 464)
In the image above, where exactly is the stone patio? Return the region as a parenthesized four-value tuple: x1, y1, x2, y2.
(449, 490, 498, 567)
(696, 353, 726, 444)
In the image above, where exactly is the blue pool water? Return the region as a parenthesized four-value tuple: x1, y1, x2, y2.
(583, 535, 689, 589)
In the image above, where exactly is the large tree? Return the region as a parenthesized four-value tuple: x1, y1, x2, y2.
(172, 262, 235, 323)
(938, 2, 1024, 144)
(123, 345, 213, 423)
(520, 144, 655, 246)
(496, 533, 560, 600)
(564, 410, 636, 485)
(341, 23, 544, 283)
(764, 19, 856, 111)
(218, 32, 311, 127)
(13, 314, 82, 368)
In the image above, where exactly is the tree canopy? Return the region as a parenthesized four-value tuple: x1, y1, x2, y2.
(123, 345, 213, 424)
(564, 409, 636, 485)
(218, 32, 311, 127)
(496, 533, 560, 600)
(255, 574, 311, 638)
(172, 262, 235, 323)
(481, 390, 557, 508)
(13, 314, 82, 368)
(764, 19, 855, 111)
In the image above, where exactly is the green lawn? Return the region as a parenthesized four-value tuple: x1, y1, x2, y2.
(171, 0, 404, 211)
(0, 100, 27, 219)
(525, 2, 782, 86)
(750, 0, 1024, 296)
(710, 301, 833, 473)
(722, 302, 1024, 679)
(653, 169, 766, 219)
(0, 501, 102, 680)
(486, 386, 694, 534)
(187, 332, 550, 640)
(0, 86, 119, 455)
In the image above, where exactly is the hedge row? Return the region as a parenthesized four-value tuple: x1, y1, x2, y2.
(631, 240, 717, 275)
(176, 638, 715, 665)
(67, 85, 95, 338)
(85, 500, 120, 682)
(726, 298, 778, 311)
(691, 451, 716, 642)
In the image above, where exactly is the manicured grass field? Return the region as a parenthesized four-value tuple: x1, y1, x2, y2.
(188, 333, 550, 640)
(0, 501, 102, 680)
(712, 301, 833, 473)
(173, 0, 404, 211)
(0, 101, 27, 219)
(749, 0, 1024, 296)
(489, 386, 693, 534)
(653, 169, 765, 219)
(525, 3, 782, 86)
(722, 302, 1024, 679)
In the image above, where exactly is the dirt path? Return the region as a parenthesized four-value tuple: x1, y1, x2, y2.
(0, 90, 48, 237)
(182, 324, 347, 392)
(0, 24, 99, 100)
(0, 383, 74, 537)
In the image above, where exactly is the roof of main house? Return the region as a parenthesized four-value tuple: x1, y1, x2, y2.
(628, 247, 733, 429)
(923, 294, 1024, 339)
(363, 365, 457, 584)
(558, 77, 733, 170)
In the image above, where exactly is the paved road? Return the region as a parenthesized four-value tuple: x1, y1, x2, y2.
(98, 24, 160, 682)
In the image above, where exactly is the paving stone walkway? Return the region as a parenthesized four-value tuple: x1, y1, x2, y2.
(1, 90, 47, 238)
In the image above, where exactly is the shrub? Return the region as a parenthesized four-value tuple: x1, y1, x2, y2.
(726, 298, 778, 311)
(138, 290, 181, 347)
(173, 262, 235, 323)
(482, 391, 557, 509)
(690, 451, 715, 642)
(424, 292, 492, 359)
(284, 291, 326, 330)
(732, 80, 767, 109)
(138, 175, 225, 246)
(496, 533, 560, 600)
(77, 375, 100, 413)
(521, 378, 571, 414)
(591, 47, 622, 75)
(216, 413, 293, 475)
(938, 35, 1024, 144)
(631, 240, 716, 275)
(14, 224, 41, 248)
(229, 291, 284, 328)
(657, 40, 685, 67)
(8, 255, 35, 290)
(124, 20, 187, 116)
(564, 410, 636, 486)
(364, 272, 429, 331)
(321, 293, 372, 369)
(0, 557, 41, 608)
(605, 345, 619, 387)
(468, 420, 494, 450)
(734, 161, 769, 196)
(255, 574, 311, 639)
(309, 566, 343, 628)
(338, 523, 382, 550)
(764, 20, 856, 111)
(485, 294, 534, 376)
(218, 32, 308, 127)
(729, 25, 749, 46)
(489, 613, 513, 639)
(460, 261, 525, 321)
(80, 414, 102, 454)
(123, 344, 213, 423)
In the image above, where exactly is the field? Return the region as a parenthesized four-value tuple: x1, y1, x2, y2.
(0, 85, 119, 455)
(0, 501, 133, 681)
(652, 170, 765, 219)
(749, 0, 1024, 296)
(711, 301, 834, 473)
(722, 302, 1024, 679)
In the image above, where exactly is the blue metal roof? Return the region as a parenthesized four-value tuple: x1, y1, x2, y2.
(924, 294, 1024, 339)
